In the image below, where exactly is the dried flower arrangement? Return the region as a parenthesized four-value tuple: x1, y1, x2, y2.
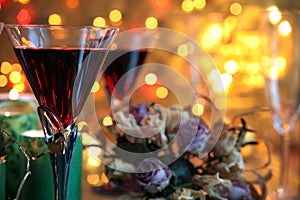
(96, 102, 271, 200)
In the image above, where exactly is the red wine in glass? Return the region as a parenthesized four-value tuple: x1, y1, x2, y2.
(14, 48, 107, 127)
(103, 49, 148, 101)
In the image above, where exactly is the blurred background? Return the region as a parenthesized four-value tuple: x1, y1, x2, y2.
(0, 0, 299, 198)
(0, 0, 299, 111)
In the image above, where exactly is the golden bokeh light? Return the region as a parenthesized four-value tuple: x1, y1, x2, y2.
(177, 44, 188, 57)
(87, 174, 100, 185)
(13, 83, 25, 92)
(78, 121, 88, 131)
(102, 116, 113, 126)
(82, 132, 100, 146)
(230, 2, 242, 16)
(145, 73, 157, 85)
(224, 16, 237, 30)
(194, 0, 206, 9)
(181, 0, 194, 12)
(93, 17, 106, 27)
(18, 0, 30, 5)
(145, 17, 158, 29)
(1, 62, 12, 74)
(192, 103, 204, 116)
(278, 21, 292, 36)
(48, 14, 62, 25)
(91, 81, 100, 93)
(0, 75, 7, 87)
(9, 71, 21, 84)
(87, 156, 101, 167)
(101, 173, 109, 184)
(265, 56, 286, 79)
(156, 86, 168, 99)
(109, 9, 122, 23)
(11, 63, 22, 72)
(201, 23, 223, 49)
(245, 62, 260, 75)
(224, 60, 239, 74)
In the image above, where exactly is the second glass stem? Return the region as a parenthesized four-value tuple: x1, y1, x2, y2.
(278, 133, 290, 199)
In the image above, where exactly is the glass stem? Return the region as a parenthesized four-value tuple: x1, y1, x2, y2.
(37, 105, 78, 200)
(278, 133, 290, 199)
(49, 124, 78, 200)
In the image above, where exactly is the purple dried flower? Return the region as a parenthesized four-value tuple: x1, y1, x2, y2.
(227, 182, 252, 200)
(129, 103, 150, 125)
(176, 118, 211, 154)
(135, 157, 173, 193)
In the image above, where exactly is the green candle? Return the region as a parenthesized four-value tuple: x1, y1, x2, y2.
(0, 156, 6, 200)
(19, 130, 82, 200)
(0, 99, 39, 199)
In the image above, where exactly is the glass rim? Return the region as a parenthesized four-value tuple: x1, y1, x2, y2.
(4, 24, 119, 31)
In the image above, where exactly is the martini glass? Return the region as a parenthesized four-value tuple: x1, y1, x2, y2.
(261, 10, 300, 199)
(5, 24, 118, 200)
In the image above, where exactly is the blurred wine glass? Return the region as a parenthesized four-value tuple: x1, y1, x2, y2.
(261, 9, 300, 199)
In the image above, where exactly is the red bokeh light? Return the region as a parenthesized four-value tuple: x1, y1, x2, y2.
(151, 0, 169, 9)
(16, 8, 32, 24)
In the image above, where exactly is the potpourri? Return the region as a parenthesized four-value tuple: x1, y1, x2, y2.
(97, 102, 271, 200)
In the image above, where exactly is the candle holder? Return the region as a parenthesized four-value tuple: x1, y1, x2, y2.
(0, 99, 39, 198)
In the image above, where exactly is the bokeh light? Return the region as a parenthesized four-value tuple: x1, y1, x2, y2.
(145, 73, 158, 85)
(220, 73, 233, 91)
(267, 6, 281, 24)
(48, 14, 62, 25)
(278, 21, 292, 36)
(0, 75, 7, 87)
(91, 81, 100, 93)
(156, 86, 168, 98)
(181, 0, 194, 12)
(13, 83, 25, 92)
(192, 103, 204, 116)
(1, 62, 12, 74)
(224, 60, 239, 75)
(11, 63, 22, 72)
(87, 174, 99, 185)
(201, 23, 223, 49)
(16, 8, 31, 24)
(230, 3, 242, 16)
(177, 44, 188, 57)
(109, 9, 122, 23)
(93, 17, 106, 27)
(87, 156, 101, 167)
(194, 0, 206, 9)
(9, 71, 21, 84)
(154, 0, 169, 8)
(65, 0, 79, 9)
(18, 0, 30, 5)
(145, 17, 158, 29)
(102, 116, 113, 126)
(8, 88, 19, 100)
